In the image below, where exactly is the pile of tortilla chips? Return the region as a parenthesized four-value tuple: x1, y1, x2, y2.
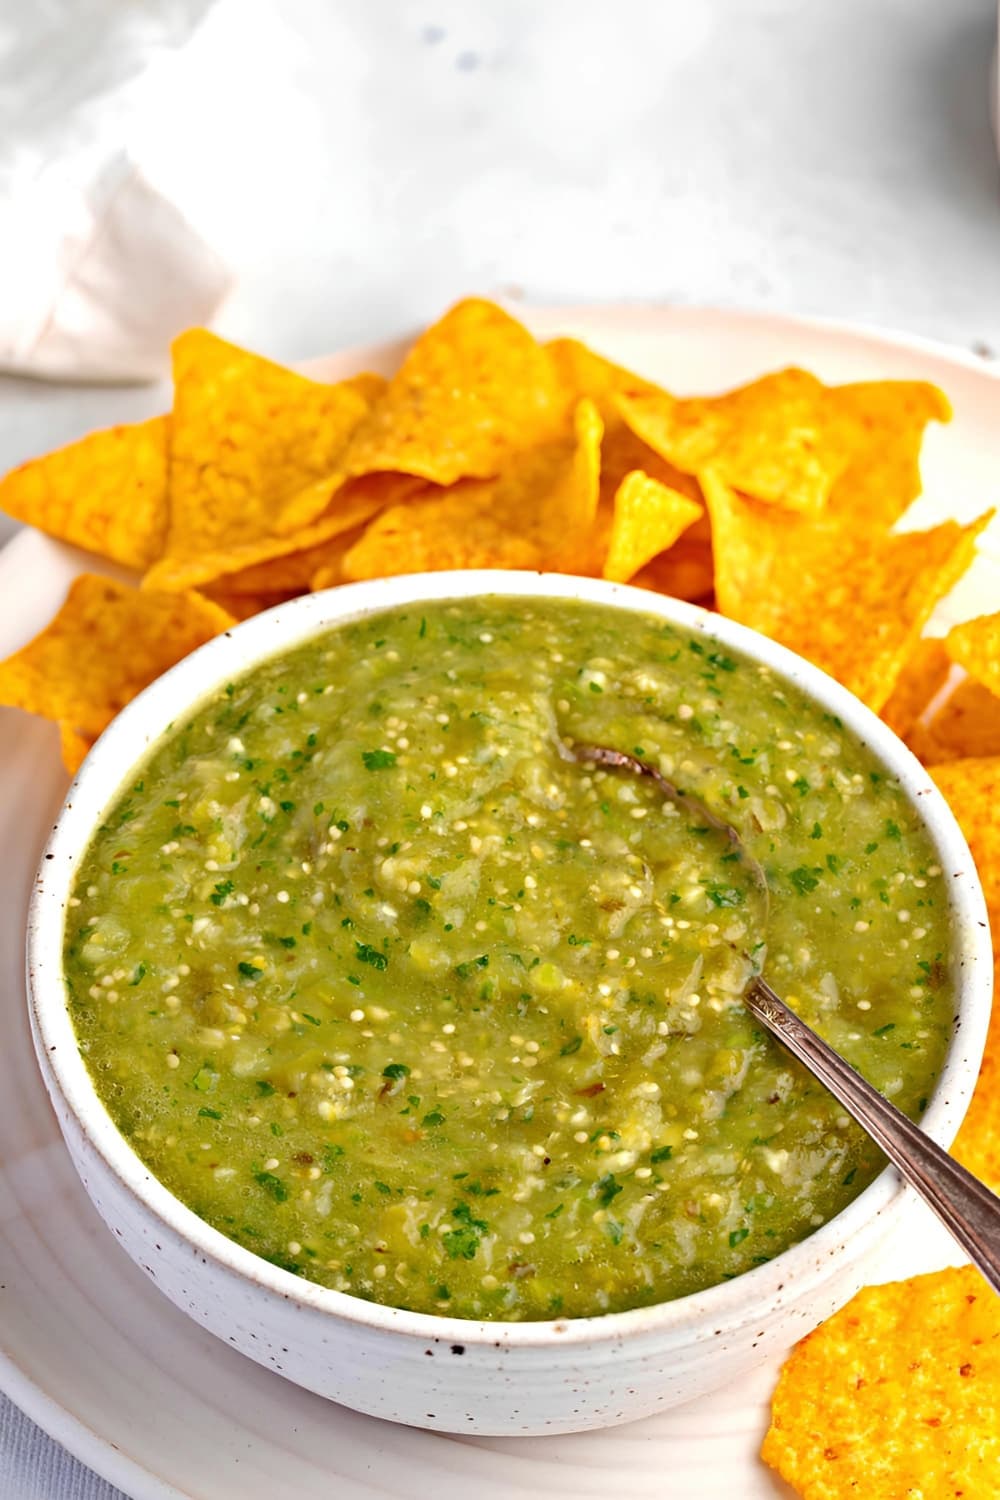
(1, 297, 993, 768)
(1, 296, 999, 1489)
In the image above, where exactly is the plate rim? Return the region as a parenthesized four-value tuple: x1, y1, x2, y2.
(296, 297, 1000, 384)
(0, 1346, 185, 1500)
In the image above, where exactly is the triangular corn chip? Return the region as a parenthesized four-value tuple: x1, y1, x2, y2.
(930, 755, 1000, 922)
(342, 299, 567, 485)
(144, 331, 383, 591)
(909, 678, 1000, 765)
(542, 344, 704, 581)
(546, 336, 699, 499)
(0, 417, 168, 570)
(621, 372, 950, 522)
(703, 468, 990, 710)
(620, 368, 847, 514)
(826, 380, 950, 527)
(546, 337, 662, 419)
(602, 471, 702, 583)
(950, 956, 1000, 1192)
(0, 574, 233, 740)
(929, 756, 1000, 1188)
(203, 475, 422, 594)
(946, 611, 1000, 696)
(201, 589, 297, 622)
(879, 638, 951, 740)
(631, 524, 715, 603)
(343, 399, 602, 580)
(59, 721, 94, 775)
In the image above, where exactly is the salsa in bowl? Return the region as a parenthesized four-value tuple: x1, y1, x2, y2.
(28, 572, 992, 1433)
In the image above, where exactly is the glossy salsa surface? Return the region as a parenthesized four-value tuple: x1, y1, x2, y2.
(65, 597, 953, 1319)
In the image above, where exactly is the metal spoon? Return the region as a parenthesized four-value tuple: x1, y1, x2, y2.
(571, 742, 1000, 1293)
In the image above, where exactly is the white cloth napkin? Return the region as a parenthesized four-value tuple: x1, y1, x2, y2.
(0, 0, 230, 383)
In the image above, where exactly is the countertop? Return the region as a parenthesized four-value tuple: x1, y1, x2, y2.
(1, 0, 999, 1493)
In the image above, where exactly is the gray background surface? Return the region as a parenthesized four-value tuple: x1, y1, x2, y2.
(1, 0, 999, 1494)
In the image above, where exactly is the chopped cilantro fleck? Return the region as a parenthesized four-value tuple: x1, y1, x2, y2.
(253, 1170, 288, 1203)
(595, 1172, 622, 1206)
(455, 954, 489, 978)
(355, 941, 388, 971)
(442, 1202, 488, 1260)
(702, 881, 745, 908)
(362, 749, 397, 771)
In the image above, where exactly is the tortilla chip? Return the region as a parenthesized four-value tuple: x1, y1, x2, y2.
(343, 399, 602, 581)
(762, 1264, 1000, 1500)
(598, 420, 699, 496)
(602, 472, 702, 583)
(309, 523, 381, 591)
(343, 487, 536, 578)
(559, 399, 610, 550)
(826, 380, 951, 528)
(546, 337, 698, 501)
(0, 574, 233, 740)
(202, 589, 297, 622)
(620, 368, 848, 514)
(59, 722, 94, 775)
(342, 299, 567, 487)
(631, 529, 716, 603)
(952, 956, 1000, 1190)
(929, 756, 1000, 1184)
(205, 474, 422, 594)
(535, 346, 700, 582)
(909, 678, 1000, 764)
(930, 756, 1000, 920)
(144, 331, 383, 592)
(0, 417, 168, 571)
(558, 445, 705, 583)
(879, 638, 952, 740)
(946, 611, 1000, 697)
(545, 337, 662, 420)
(704, 469, 991, 711)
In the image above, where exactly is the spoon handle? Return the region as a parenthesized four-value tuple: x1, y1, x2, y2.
(745, 977, 1000, 1293)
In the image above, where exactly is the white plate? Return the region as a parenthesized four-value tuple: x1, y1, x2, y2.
(1, 304, 998, 1500)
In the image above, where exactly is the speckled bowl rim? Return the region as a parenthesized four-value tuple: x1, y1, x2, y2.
(26, 570, 993, 1350)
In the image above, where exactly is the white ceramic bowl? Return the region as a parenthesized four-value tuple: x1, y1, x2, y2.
(26, 571, 992, 1436)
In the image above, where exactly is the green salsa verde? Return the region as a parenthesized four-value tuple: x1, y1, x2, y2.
(65, 598, 953, 1320)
